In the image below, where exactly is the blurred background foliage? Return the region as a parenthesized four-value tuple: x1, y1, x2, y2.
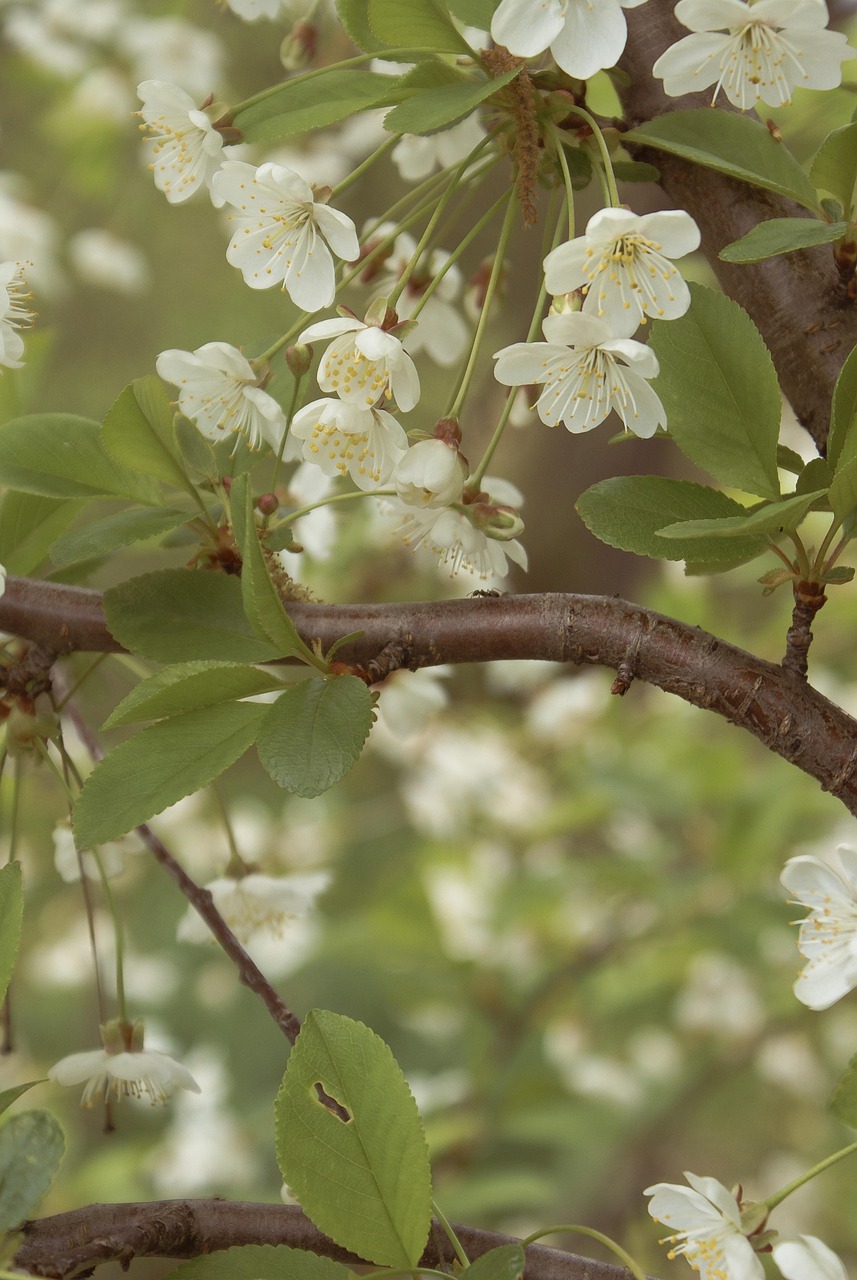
(2, 2, 857, 1279)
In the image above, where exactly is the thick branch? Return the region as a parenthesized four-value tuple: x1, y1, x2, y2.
(16, 1200, 644, 1280)
(618, 0, 857, 452)
(4, 575, 857, 815)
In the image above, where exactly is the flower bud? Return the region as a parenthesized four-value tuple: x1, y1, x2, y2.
(285, 343, 313, 377)
(4, 696, 59, 757)
(394, 439, 467, 509)
(256, 492, 279, 516)
(469, 502, 525, 542)
(280, 19, 317, 71)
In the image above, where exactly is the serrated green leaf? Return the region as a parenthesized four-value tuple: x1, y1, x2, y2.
(0, 1110, 64, 1232)
(0, 414, 162, 503)
(448, 0, 499, 23)
(811, 121, 857, 215)
(73, 702, 268, 846)
(102, 378, 188, 490)
(576, 476, 765, 563)
(777, 444, 807, 476)
(174, 417, 220, 485)
(649, 284, 781, 499)
(231, 474, 319, 665)
(829, 1053, 857, 1129)
(103, 570, 281, 664)
(719, 217, 848, 264)
(368, 0, 472, 52)
(829, 456, 857, 521)
(103, 661, 285, 728)
(625, 111, 820, 211)
(795, 457, 832, 495)
(0, 1081, 43, 1118)
(276, 1010, 432, 1268)
(234, 70, 398, 144)
(336, 0, 386, 50)
(828, 343, 857, 471)
(612, 159, 660, 183)
(257, 675, 374, 797)
(658, 489, 827, 540)
(165, 1245, 354, 1280)
(826, 565, 855, 583)
(0, 492, 84, 574)
(385, 66, 518, 135)
(465, 1245, 526, 1280)
(50, 507, 190, 568)
(0, 862, 23, 1006)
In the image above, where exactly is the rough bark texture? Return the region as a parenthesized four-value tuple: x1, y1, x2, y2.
(619, 0, 857, 452)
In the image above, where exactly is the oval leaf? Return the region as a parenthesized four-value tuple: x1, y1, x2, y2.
(649, 284, 781, 499)
(0, 414, 161, 503)
(0, 1110, 64, 1232)
(0, 862, 23, 1006)
(658, 489, 827, 540)
(810, 121, 857, 214)
(576, 476, 765, 563)
(73, 702, 268, 847)
(385, 67, 518, 136)
(102, 378, 188, 490)
(276, 1010, 432, 1268)
(234, 70, 398, 144)
(104, 570, 281, 664)
(829, 456, 857, 521)
(624, 110, 820, 210)
(104, 661, 285, 728)
(50, 507, 190, 568)
(719, 217, 848, 264)
(257, 676, 374, 798)
(0, 492, 84, 574)
(829, 1053, 857, 1129)
(368, 0, 473, 53)
(828, 342, 857, 471)
(0, 1081, 44, 1117)
(165, 1245, 353, 1280)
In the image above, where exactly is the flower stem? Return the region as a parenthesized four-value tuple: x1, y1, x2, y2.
(518, 1225, 647, 1280)
(407, 188, 510, 324)
(550, 126, 576, 239)
(211, 781, 251, 878)
(281, 486, 395, 527)
(764, 1140, 857, 1212)
(556, 106, 620, 208)
(446, 190, 517, 420)
(268, 369, 306, 500)
(330, 134, 398, 200)
(431, 1200, 470, 1269)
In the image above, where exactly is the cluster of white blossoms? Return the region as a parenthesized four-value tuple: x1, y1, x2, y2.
(494, 207, 700, 437)
(0, 260, 33, 371)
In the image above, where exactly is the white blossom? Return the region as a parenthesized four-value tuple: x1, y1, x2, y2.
(0, 261, 33, 370)
(394, 439, 467, 508)
(543, 208, 701, 338)
(299, 315, 420, 411)
(373, 667, 451, 739)
(137, 80, 228, 206)
(290, 396, 408, 490)
(491, 0, 649, 81)
(176, 872, 330, 945)
(0, 180, 62, 296)
(494, 311, 666, 437)
(652, 0, 854, 109)
(368, 231, 469, 366)
(213, 161, 359, 311)
(52, 820, 137, 883)
(780, 845, 857, 1010)
(391, 115, 487, 183)
(156, 342, 286, 450)
(121, 18, 224, 98)
(49, 1046, 200, 1106)
(392, 477, 528, 581)
(645, 1172, 765, 1280)
(773, 1237, 848, 1280)
(68, 229, 148, 295)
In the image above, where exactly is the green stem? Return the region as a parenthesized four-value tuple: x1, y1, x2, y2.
(282, 486, 395, 527)
(518, 1226, 646, 1280)
(268, 370, 307, 500)
(764, 1140, 857, 1212)
(7, 754, 21, 866)
(551, 127, 576, 240)
(55, 653, 109, 711)
(788, 530, 812, 580)
(97, 853, 127, 1023)
(556, 106, 620, 208)
(447, 190, 517, 420)
(408, 188, 510, 323)
(812, 515, 843, 577)
(211, 781, 251, 877)
(432, 1200, 470, 1269)
(330, 133, 398, 201)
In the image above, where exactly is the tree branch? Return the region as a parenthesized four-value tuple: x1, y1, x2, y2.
(618, 0, 857, 453)
(15, 1200, 646, 1280)
(3, 575, 857, 815)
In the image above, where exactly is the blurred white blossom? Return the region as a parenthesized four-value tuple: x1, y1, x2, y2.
(68, 229, 148, 294)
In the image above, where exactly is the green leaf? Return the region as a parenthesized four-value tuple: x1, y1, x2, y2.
(103, 570, 282, 664)
(465, 1246, 526, 1280)
(174, 417, 220, 485)
(828, 342, 857, 471)
(624, 111, 820, 211)
(0, 492, 84, 574)
(0, 1110, 64, 1232)
(829, 456, 857, 520)
(829, 1053, 857, 1129)
(257, 675, 374, 797)
(649, 284, 781, 499)
(658, 490, 827, 540)
(576, 476, 765, 563)
(50, 507, 190, 568)
(0, 1082, 43, 1118)
(447, 0, 499, 23)
(101, 378, 188, 490)
(0, 414, 162, 503)
(810, 121, 857, 215)
(234, 70, 398, 144)
(777, 444, 807, 475)
(276, 1010, 432, 1268)
(165, 1245, 354, 1280)
(73, 702, 268, 847)
(230, 474, 318, 664)
(795, 456, 832, 495)
(368, 0, 473, 52)
(0, 862, 23, 1006)
(103, 661, 285, 728)
(385, 65, 518, 135)
(336, 0, 386, 50)
(719, 217, 848, 264)
(612, 159, 660, 184)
